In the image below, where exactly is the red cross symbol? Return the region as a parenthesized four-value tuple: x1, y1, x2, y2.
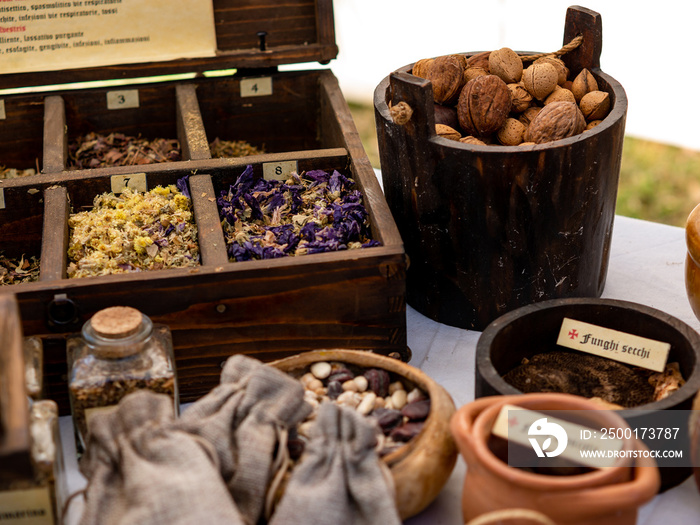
(508, 416, 519, 427)
(568, 329, 578, 339)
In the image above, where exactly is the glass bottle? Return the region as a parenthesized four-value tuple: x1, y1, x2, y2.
(68, 306, 179, 450)
(0, 400, 63, 525)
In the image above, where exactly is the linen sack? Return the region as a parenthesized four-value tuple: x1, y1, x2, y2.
(176, 354, 312, 525)
(78, 389, 244, 525)
(269, 401, 402, 525)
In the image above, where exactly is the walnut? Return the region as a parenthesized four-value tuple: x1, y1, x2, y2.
(488, 47, 523, 84)
(579, 90, 610, 121)
(436, 124, 461, 141)
(464, 66, 489, 83)
(412, 58, 434, 78)
(466, 51, 491, 71)
(518, 106, 542, 127)
(571, 68, 598, 102)
(497, 118, 526, 146)
(457, 75, 512, 137)
(508, 83, 533, 113)
(424, 54, 466, 105)
(522, 62, 558, 101)
(523, 101, 586, 144)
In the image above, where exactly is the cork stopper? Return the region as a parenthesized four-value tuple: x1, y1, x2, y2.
(90, 306, 143, 339)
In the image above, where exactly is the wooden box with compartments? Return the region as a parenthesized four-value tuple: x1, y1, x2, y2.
(0, 0, 407, 413)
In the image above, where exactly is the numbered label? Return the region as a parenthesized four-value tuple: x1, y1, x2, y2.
(263, 161, 298, 181)
(110, 173, 147, 194)
(107, 89, 140, 110)
(0, 188, 5, 210)
(240, 77, 273, 98)
(0, 486, 55, 525)
(0, 99, 5, 120)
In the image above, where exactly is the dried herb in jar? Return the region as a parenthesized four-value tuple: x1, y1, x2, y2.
(0, 252, 40, 285)
(67, 132, 181, 169)
(67, 178, 199, 278)
(68, 306, 178, 450)
(218, 165, 380, 262)
(210, 137, 265, 158)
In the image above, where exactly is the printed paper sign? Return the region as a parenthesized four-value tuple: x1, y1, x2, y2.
(0, 0, 216, 74)
(557, 318, 671, 372)
(0, 486, 54, 524)
(263, 160, 297, 181)
(110, 173, 147, 193)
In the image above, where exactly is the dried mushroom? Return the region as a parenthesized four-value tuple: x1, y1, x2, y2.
(67, 178, 199, 278)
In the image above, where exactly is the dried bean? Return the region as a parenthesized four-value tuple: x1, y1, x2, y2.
(342, 379, 359, 392)
(328, 368, 355, 384)
(372, 407, 404, 433)
(353, 375, 369, 392)
(365, 368, 391, 398)
(390, 421, 425, 442)
(357, 392, 377, 415)
(310, 361, 331, 380)
(326, 380, 344, 400)
(391, 389, 408, 410)
(402, 399, 431, 421)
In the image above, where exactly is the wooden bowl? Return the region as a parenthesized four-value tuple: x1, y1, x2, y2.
(685, 202, 700, 321)
(270, 349, 458, 520)
(474, 297, 700, 491)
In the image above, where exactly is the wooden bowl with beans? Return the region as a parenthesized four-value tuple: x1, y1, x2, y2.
(270, 349, 458, 520)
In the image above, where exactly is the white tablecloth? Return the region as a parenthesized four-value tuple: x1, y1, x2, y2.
(59, 215, 700, 524)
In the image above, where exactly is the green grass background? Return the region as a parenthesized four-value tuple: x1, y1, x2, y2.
(348, 101, 698, 228)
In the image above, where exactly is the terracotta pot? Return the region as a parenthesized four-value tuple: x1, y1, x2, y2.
(269, 349, 458, 520)
(450, 393, 660, 525)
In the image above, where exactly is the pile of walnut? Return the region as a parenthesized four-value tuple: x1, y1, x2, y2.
(288, 361, 430, 460)
(411, 47, 610, 146)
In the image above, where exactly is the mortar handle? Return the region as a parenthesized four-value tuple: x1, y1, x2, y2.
(563, 6, 603, 74)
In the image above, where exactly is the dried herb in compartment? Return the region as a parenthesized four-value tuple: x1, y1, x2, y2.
(210, 137, 265, 158)
(218, 165, 380, 262)
(1, 166, 37, 179)
(67, 179, 199, 278)
(67, 132, 181, 169)
(0, 252, 40, 285)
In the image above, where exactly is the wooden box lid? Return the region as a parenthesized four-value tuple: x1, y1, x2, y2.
(1, 0, 338, 91)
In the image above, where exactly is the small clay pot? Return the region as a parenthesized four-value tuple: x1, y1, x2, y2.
(269, 349, 458, 520)
(450, 393, 660, 525)
(475, 297, 700, 490)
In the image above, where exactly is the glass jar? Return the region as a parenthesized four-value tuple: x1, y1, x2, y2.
(68, 306, 179, 450)
(0, 400, 63, 525)
(23, 336, 43, 400)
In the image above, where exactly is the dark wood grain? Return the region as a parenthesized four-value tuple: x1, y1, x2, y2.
(563, 5, 603, 75)
(374, 9, 626, 331)
(39, 186, 70, 283)
(0, 293, 33, 483)
(189, 174, 229, 267)
(42, 96, 66, 174)
(176, 84, 211, 161)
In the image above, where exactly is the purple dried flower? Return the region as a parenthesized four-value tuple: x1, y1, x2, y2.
(176, 175, 190, 198)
